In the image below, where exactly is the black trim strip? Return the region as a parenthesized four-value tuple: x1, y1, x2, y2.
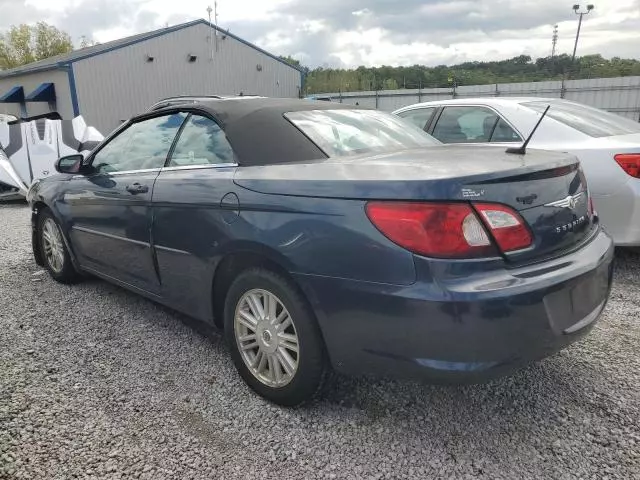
(71, 226, 150, 247)
(487, 117, 499, 141)
(164, 113, 191, 167)
(148, 207, 161, 285)
(155, 245, 190, 255)
(24, 130, 34, 183)
(81, 265, 162, 300)
(426, 107, 444, 134)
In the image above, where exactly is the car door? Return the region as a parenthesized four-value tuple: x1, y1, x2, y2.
(428, 105, 522, 144)
(65, 112, 187, 293)
(151, 113, 238, 320)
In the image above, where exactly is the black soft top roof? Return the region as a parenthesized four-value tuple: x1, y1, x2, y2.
(161, 97, 364, 166)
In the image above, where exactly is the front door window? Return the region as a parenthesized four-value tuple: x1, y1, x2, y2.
(91, 113, 187, 173)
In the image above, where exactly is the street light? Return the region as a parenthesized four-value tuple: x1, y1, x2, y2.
(571, 4, 594, 63)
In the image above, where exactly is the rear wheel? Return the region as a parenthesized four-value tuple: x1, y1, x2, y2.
(38, 210, 81, 283)
(224, 268, 329, 406)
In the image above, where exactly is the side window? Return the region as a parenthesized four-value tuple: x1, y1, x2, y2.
(431, 106, 499, 143)
(168, 115, 234, 166)
(490, 118, 522, 143)
(397, 107, 436, 130)
(92, 113, 186, 173)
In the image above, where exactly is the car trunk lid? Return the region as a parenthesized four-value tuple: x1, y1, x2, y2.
(234, 145, 595, 263)
(461, 161, 593, 263)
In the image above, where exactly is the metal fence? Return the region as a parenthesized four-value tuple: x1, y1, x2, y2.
(316, 76, 640, 121)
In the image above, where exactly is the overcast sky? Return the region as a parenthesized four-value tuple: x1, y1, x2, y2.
(1, 0, 638, 67)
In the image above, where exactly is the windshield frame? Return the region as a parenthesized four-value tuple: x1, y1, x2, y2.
(284, 109, 440, 158)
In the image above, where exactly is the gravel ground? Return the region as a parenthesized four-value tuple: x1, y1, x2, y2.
(1, 202, 639, 480)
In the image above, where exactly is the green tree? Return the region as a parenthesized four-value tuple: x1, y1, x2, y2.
(0, 22, 73, 70)
(279, 55, 301, 67)
(382, 77, 399, 90)
(79, 36, 100, 49)
(303, 54, 640, 94)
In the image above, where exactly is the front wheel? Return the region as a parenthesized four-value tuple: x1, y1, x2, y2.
(38, 210, 81, 284)
(224, 268, 329, 406)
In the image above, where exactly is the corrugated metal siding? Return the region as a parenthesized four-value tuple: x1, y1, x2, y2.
(73, 23, 301, 133)
(564, 77, 640, 119)
(320, 76, 640, 120)
(0, 70, 73, 119)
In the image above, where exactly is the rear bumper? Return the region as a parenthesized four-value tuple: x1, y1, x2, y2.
(295, 229, 614, 381)
(594, 178, 640, 246)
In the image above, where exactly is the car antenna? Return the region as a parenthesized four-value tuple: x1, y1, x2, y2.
(506, 105, 550, 155)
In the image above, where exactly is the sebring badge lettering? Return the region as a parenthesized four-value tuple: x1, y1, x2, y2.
(556, 215, 587, 233)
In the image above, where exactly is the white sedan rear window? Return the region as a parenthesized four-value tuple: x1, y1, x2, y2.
(525, 101, 640, 138)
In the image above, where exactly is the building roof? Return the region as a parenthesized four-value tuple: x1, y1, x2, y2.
(0, 19, 303, 79)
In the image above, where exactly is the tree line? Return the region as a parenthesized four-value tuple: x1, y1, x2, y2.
(280, 54, 640, 94)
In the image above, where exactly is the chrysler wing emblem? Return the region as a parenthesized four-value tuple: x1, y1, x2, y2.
(544, 192, 584, 209)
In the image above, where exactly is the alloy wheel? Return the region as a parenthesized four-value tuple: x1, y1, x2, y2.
(234, 288, 300, 388)
(42, 218, 65, 273)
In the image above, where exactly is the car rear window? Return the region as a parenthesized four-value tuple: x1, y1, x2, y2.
(524, 100, 640, 138)
(285, 109, 440, 157)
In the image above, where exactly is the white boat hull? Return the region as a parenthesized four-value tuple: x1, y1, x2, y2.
(0, 115, 103, 199)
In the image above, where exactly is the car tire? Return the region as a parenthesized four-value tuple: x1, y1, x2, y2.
(37, 209, 81, 284)
(224, 268, 329, 407)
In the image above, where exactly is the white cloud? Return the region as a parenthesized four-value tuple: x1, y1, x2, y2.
(1, 0, 639, 67)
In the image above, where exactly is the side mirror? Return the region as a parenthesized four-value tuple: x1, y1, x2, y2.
(55, 154, 84, 174)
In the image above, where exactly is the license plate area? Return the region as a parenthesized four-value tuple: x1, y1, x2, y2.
(544, 263, 610, 334)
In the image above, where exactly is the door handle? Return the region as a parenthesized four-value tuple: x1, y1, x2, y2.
(126, 183, 149, 194)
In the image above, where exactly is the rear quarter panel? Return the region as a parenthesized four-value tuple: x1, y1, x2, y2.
(234, 189, 417, 285)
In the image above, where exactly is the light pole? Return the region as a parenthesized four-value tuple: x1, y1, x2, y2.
(571, 4, 594, 63)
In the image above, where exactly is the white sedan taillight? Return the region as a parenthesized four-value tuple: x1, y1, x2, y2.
(614, 154, 640, 178)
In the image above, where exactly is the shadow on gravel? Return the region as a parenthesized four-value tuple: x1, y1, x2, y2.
(78, 275, 223, 343)
(301, 358, 619, 460)
(319, 354, 602, 414)
(613, 247, 640, 282)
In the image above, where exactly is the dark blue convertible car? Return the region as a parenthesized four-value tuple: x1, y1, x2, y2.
(27, 97, 614, 406)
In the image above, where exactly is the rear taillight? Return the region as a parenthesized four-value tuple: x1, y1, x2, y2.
(614, 154, 640, 178)
(365, 201, 532, 259)
(473, 203, 533, 252)
(365, 202, 495, 258)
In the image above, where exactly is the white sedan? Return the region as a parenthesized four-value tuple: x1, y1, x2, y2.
(394, 98, 640, 246)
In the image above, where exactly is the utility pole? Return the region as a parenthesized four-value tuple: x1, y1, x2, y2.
(551, 24, 558, 58)
(571, 4, 594, 63)
(214, 1, 219, 52)
(206, 6, 214, 60)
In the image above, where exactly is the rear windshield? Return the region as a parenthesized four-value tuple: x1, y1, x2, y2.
(524, 100, 640, 138)
(285, 109, 440, 157)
